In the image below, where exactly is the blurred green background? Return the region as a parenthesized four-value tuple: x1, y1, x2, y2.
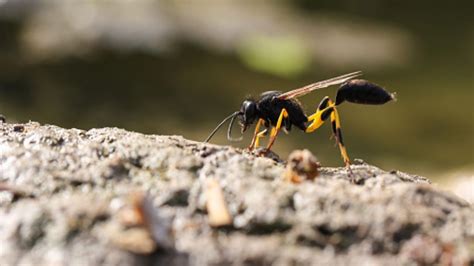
(0, 0, 472, 182)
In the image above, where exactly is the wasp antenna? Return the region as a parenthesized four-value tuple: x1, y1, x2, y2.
(227, 113, 243, 142)
(204, 111, 241, 143)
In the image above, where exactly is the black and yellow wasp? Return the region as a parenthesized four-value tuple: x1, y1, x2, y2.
(205, 71, 395, 166)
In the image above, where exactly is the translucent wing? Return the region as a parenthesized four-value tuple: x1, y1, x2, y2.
(277, 71, 363, 100)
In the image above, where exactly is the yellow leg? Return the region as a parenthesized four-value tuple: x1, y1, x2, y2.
(254, 129, 268, 148)
(306, 105, 335, 132)
(305, 97, 351, 167)
(329, 104, 350, 167)
(248, 119, 264, 150)
(306, 96, 333, 132)
(266, 108, 288, 150)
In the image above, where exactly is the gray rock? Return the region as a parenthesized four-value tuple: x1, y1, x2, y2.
(0, 122, 472, 265)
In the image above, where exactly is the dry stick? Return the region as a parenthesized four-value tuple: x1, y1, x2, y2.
(205, 178, 232, 227)
(131, 191, 174, 247)
(0, 183, 34, 199)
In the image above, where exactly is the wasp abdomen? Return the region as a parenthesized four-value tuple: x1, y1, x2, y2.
(335, 79, 394, 105)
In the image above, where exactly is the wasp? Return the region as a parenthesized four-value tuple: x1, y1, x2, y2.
(204, 71, 396, 166)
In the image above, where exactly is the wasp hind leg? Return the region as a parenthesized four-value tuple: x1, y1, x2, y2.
(306, 97, 352, 171)
(328, 103, 350, 167)
(330, 108, 355, 182)
(306, 96, 331, 133)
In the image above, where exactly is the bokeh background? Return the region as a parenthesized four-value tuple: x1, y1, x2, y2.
(0, 0, 472, 190)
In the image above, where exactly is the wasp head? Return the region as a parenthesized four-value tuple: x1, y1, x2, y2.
(239, 99, 258, 132)
(204, 99, 258, 143)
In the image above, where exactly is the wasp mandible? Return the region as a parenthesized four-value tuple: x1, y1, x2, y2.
(205, 71, 396, 166)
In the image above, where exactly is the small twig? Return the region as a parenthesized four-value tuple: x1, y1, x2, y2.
(205, 178, 232, 227)
(0, 183, 35, 199)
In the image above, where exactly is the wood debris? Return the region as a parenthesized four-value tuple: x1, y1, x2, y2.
(284, 149, 320, 183)
(107, 191, 174, 254)
(0, 183, 34, 200)
(205, 178, 232, 227)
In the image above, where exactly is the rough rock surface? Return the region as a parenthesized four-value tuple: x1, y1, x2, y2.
(0, 122, 472, 265)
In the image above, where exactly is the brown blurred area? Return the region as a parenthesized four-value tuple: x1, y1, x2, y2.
(0, 0, 472, 185)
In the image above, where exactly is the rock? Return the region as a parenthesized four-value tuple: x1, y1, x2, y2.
(0, 122, 472, 265)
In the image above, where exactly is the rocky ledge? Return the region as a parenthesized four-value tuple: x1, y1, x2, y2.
(0, 122, 472, 265)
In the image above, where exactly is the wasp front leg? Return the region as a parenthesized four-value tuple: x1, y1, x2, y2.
(265, 108, 288, 151)
(254, 129, 268, 149)
(248, 119, 265, 150)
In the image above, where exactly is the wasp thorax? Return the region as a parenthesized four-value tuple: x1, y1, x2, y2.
(239, 100, 257, 132)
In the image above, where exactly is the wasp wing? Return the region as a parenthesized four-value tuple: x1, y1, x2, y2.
(277, 71, 363, 100)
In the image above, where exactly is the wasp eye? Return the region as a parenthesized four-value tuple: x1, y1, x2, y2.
(240, 100, 257, 131)
(241, 101, 256, 120)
